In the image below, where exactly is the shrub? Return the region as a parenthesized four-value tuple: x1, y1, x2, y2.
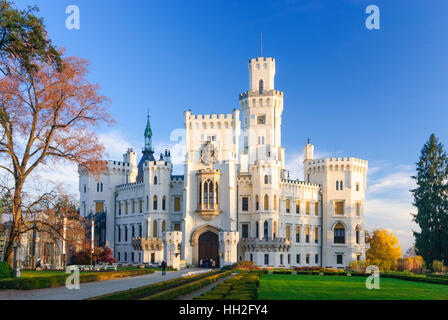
(0, 262, 13, 279)
(397, 256, 424, 274)
(432, 260, 446, 273)
(91, 270, 223, 300)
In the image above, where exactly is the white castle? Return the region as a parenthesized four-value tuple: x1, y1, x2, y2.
(79, 55, 368, 269)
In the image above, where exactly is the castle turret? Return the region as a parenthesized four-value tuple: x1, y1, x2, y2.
(137, 114, 156, 182)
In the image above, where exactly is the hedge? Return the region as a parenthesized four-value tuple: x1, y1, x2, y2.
(0, 268, 154, 290)
(90, 270, 224, 300)
(141, 271, 232, 300)
(0, 262, 13, 279)
(195, 271, 260, 300)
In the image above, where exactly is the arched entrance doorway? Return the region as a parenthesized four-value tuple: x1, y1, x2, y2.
(198, 231, 219, 267)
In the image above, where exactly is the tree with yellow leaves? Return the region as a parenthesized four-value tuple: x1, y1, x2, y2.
(366, 229, 402, 271)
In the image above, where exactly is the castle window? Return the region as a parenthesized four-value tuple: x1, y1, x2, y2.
(315, 227, 319, 244)
(296, 226, 300, 243)
(256, 195, 259, 211)
(259, 79, 264, 94)
(334, 201, 345, 215)
(263, 195, 269, 211)
(153, 195, 158, 210)
(139, 199, 143, 213)
(315, 254, 319, 264)
(356, 225, 361, 244)
(264, 254, 269, 265)
(296, 254, 301, 264)
(84, 184, 86, 193)
(337, 254, 343, 265)
(174, 197, 181, 212)
(174, 223, 181, 231)
(273, 195, 277, 211)
(139, 224, 142, 237)
(340, 180, 343, 190)
(273, 221, 277, 238)
(162, 220, 166, 232)
(336, 181, 339, 190)
(305, 201, 310, 214)
(305, 227, 310, 243)
(315, 201, 319, 215)
(125, 226, 128, 242)
(162, 196, 166, 211)
(356, 202, 361, 216)
(242, 197, 249, 211)
(242, 224, 249, 238)
(118, 202, 121, 215)
(306, 254, 310, 264)
(356, 182, 360, 191)
(264, 175, 269, 184)
(334, 223, 345, 244)
(256, 221, 259, 238)
(146, 196, 149, 211)
(154, 176, 158, 185)
(286, 199, 290, 213)
(286, 225, 291, 241)
(264, 221, 268, 240)
(132, 200, 135, 213)
(118, 227, 121, 242)
(132, 225, 135, 238)
(153, 220, 157, 238)
(296, 200, 300, 214)
(125, 200, 128, 214)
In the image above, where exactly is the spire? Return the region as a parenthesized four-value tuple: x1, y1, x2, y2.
(144, 112, 153, 152)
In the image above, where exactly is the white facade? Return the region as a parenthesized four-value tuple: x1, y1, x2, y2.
(79, 55, 368, 269)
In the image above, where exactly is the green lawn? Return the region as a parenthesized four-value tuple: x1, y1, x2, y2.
(258, 274, 448, 300)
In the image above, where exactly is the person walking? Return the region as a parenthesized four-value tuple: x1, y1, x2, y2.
(161, 260, 167, 276)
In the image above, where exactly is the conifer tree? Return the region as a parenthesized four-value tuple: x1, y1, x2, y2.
(412, 134, 448, 265)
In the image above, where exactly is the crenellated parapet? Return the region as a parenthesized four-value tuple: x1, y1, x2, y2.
(306, 157, 368, 174)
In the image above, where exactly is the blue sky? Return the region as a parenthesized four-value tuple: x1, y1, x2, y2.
(15, 0, 448, 252)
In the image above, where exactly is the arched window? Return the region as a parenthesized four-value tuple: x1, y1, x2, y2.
(273, 195, 277, 211)
(340, 180, 343, 190)
(264, 175, 269, 184)
(273, 221, 277, 238)
(203, 180, 209, 205)
(97, 183, 99, 192)
(264, 221, 268, 240)
(215, 182, 219, 204)
(256, 195, 259, 211)
(153, 195, 158, 210)
(162, 196, 166, 211)
(259, 79, 264, 94)
(154, 176, 158, 185)
(355, 225, 360, 244)
(336, 181, 339, 190)
(256, 221, 259, 238)
(334, 223, 345, 244)
(264, 195, 269, 211)
(153, 220, 157, 238)
(208, 181, 214, 207)
(199, 181, 202, 204)
(100, 183, 103, 192)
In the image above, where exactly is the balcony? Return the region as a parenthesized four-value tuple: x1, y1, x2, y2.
(132, 237, 163, 251)
(239, 237, 291, 252)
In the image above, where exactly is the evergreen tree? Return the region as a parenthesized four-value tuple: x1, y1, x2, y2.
(411, 134, 448, 266)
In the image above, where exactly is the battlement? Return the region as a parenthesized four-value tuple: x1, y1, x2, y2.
(115, 181, 145, 192)
(306, 157, 368, 173)
(239, 90, 283, 100)
(280, 179, 320, 189)
(249, 57, 275, 65)
(188, 113, 234, 120)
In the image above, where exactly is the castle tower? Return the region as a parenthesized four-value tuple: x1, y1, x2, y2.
(239, 57, 284, 166)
